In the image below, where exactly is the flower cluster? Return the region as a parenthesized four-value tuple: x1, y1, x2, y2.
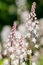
(25, 2, 39, 49)
(6, 22, 29, 65)
(5, 2, 39, 65)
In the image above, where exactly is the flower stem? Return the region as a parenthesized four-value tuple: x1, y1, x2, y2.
(30, 54, 32, 65)
(10, 58, 11, 65)
(19, 58, 20, 65)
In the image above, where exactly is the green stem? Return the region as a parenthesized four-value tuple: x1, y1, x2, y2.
(30, 54, 32, 65)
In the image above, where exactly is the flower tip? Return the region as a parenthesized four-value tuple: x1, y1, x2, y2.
(13, 22, 17, 26)
(32, 2, 36, 5)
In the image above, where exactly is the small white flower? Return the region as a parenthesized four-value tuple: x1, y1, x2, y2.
(18, 24, 27, 35)
(28, 26, 33, 31)
(15, 31, 21, 39)
(29, 14, 31, 18)
(33, 29, 37, 34)
(25, 33, 31, 38)
(35, 20, 39, 24)
(8, 47, 14, 53)
(32, 38, 36, 43)
(20, 54, 24, 60)
(35, 25, 39, 30)
(32, 22, 36, 27)
(25, 42, 28, 47)
(26, 20, 32, 28)
(32, 62, 36, 65)
(1, 26, 11, 43)
(22, 48, 25, 53)
(10, 54, 15, 60)
(35, 17, 37, 20)
(21, 62, 26, 65)
(20, 11, 29, 23)
(6, 42, 11, 47)
(28, 20, 32, 25)
(27, 49, 32, 55)
(35, 44, 39, 48)
(36, 34, 39, 38)
(3, 50, 7, 56)
(12, 59, 19, 65)
(16, 49, 21, 55)
(15, 43, 19, 48)
(6, 38, 10, 42)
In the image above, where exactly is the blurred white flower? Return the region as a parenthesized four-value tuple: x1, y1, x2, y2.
(35, 44, 39, 48)
(35, 20, 39, 24)
(15, 31, 22, 39)
(8, 47, 14, 53)
(1, 26, 11, 43)
(32, 38, 36, 43)
(27, 49, 32, 55)
(18, 24, 27, 36)
(20, 11, 29, 23)
(16, 0, 26, 7)
(25, 33, 31, 38)
(21, 62, 26, 65)
(35, 25, 39, 30)
(39, 18, 43, 26)
(32, 62, 36, 65)
(33, 29, 37, 35)
(6, 41, 11, 47)
(3, 59, 9, 65)
(28, 26, 33, 31)
(11, 59, 19, 65)
(16, 49, 21, 55)
(26, 20, 32, 27)
(32, 22, 36, 27)
(15, 0, 27, 14)
(10, 54, 15, 60)
(36, 34, 39, 38)
(3, 50, 7, 56)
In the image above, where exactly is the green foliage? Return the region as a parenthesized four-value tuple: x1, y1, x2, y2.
(38, 55, 43, 65)
(0, 59, 4, 65)
(0, 58, 10, 65)
(0, 0, 43, 30)
(0, 56, 43, 65)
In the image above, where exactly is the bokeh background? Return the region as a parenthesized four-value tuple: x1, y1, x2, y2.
(0, 0, 43, 31)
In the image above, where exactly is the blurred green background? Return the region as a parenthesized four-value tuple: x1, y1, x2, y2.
(0, 0, 43, 31)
